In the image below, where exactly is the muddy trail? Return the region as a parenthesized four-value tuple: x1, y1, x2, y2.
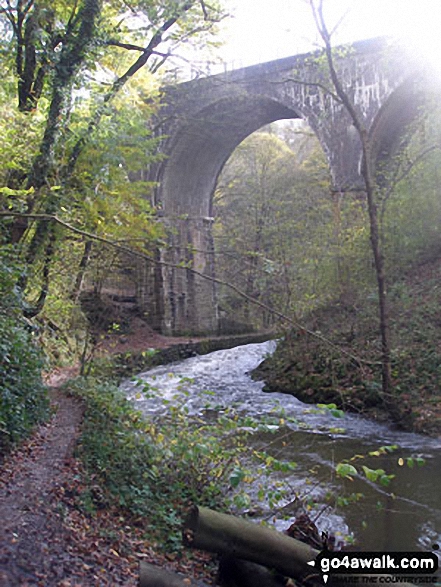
(0, 389, 89, 586)
(0, 384, 215, 586)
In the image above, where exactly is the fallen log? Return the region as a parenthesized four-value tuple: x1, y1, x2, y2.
(183, 505, 318, 583)
(139, 561, 211, 587)
(183, 505, 419, 587)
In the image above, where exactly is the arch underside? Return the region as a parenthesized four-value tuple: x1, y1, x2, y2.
(370, 77, 429, 183)
(158, 80, 428, 210)
(149, 72, 434, 336)
(159, 96, 300, 217)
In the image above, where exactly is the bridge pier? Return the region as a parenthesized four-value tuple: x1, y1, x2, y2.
(158, 216, 219, 335)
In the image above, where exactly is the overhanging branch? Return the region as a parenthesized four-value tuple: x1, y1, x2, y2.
(0, 210, 380, 367)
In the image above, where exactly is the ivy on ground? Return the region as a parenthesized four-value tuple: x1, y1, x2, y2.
(0, 244, 49, 455)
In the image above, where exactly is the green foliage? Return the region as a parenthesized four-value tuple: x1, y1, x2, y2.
(69, 376, 259, 548)
(213, 123, 376, 330)
(0, 245, 49, 454)
(0, 0, 226, 335)
(335, 462, 358, 480)
(404, 456, 425, 469)
(12, 78, 166, 367)
(336, 445, 398, 487)
(334, 492, 364, 508)
(68, 371, 312, 549)
(0, 79, 46, 193)
(382, 145, 441, 277)
(216, 96, 441, 434)
(257, 243, 441, 434)
(316, 403, 344, 418)
(214, 126, 335, 327)
(361, 465, 394, 487)
(67, 91, 164, 247)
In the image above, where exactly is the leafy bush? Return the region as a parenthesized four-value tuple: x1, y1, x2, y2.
(0, 245, 49, 454)
(69, 377, 258, 548)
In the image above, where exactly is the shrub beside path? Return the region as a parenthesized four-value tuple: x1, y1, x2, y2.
(0, 358, 216, 586)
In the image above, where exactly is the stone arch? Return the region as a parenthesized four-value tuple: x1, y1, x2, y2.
(141, 42, 429, 335)
(157, 94, 301, 218)
(152, 94, 308, 335)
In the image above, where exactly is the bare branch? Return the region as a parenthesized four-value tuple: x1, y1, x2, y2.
(0, 210, 380, 367)
(379, 143, 441, 224)
(106, 39, 170, 60)
(63, 2, 196, 178)
(309, 0, 393, 395)
(149, 53, 169, 74)
(199, 0, 226, 22)
(199, 0, 208, 19)
(22, 0, 35, 17)
(329, 2, 354, 38)
(386, 144, 441, 197)
(65, 0, 80, 36)
(106, 39, 147, 52)
(0, 3, 18, 34)
(121, 0, 137, 14)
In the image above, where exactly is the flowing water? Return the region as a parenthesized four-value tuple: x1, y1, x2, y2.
(121, 341, 441, 557)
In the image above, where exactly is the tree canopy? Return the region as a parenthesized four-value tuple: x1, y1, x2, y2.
(0, 0, 226, 313)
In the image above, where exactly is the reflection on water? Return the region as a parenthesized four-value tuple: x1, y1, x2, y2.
(121, 341, 441, 556)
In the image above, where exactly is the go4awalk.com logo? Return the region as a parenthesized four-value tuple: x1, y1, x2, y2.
(307, 551, 439, 585)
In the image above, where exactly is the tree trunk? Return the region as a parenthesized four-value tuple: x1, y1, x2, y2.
(9, 0, 102, 248)
(23, 222, 57, 318)
(72, 240, 93, 302)
(139, 561, 210, 587)
(311, 1, 393, 397)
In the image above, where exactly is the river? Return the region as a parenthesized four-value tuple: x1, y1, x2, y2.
(121, 341, 441, 557)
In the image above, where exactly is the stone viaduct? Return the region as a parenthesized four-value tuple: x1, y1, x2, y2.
(138, 37, 434, 335)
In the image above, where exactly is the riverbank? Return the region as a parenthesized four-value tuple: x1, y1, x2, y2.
(2, 324, 440, 585)
(1, 329, 275, 586)
(92, 329, 275, 382)
(253, 257, 441, 437)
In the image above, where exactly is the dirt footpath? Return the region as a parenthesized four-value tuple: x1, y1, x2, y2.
(0, 389, 85, 586)
(0, 379, 216, 586)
